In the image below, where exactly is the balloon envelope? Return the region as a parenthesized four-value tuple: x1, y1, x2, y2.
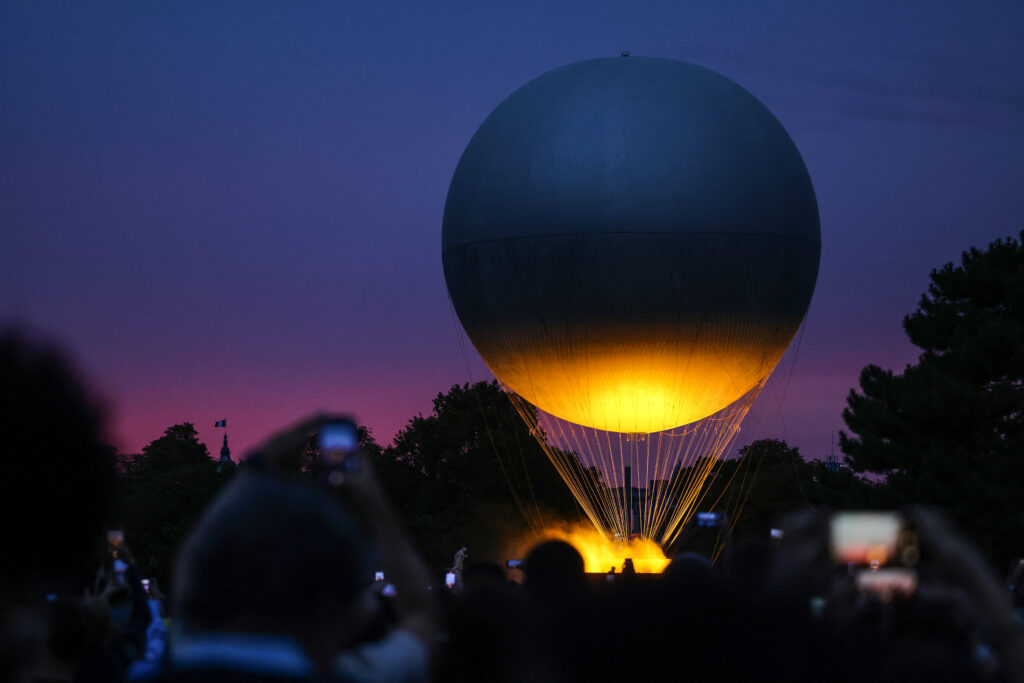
(443, 57, 820, 433)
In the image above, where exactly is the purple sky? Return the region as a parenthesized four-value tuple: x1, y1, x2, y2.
(2, 1, 1022, 464)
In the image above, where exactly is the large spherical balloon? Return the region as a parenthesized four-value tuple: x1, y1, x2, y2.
(443, 57, 820, 433)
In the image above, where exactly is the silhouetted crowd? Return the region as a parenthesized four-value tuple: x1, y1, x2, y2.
(4, 328, 1024, 682)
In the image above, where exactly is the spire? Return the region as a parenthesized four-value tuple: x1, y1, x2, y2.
(217, 434, 234, 471)
(825, 432, 841, 472)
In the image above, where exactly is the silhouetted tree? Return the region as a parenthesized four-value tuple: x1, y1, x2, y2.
(719, 439, 813, 538)
(127, 423, 212, 475)
(698, 439, 877, 542)
(840, 230, 1024, 564)
(119, 423, 232, 585)
(384, 381, 580, 569)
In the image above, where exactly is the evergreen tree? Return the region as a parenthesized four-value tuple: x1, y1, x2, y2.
(840, 230, 1024, 564)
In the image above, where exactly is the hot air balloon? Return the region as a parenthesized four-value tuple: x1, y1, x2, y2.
(443, 56, 819, 551)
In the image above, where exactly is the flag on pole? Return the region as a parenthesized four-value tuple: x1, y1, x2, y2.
(215, 419, 226, 428)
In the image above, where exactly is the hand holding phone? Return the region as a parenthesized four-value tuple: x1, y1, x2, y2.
(318, 419, 361, 487)
(244, 414, 329, 474)
(830, 511, 917, 568)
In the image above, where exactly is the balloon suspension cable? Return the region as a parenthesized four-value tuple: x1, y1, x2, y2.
(447, 297, 548, 534)
(502, 380, 764, 550)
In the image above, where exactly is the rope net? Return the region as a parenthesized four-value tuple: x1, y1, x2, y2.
(503, 379, 765, 549)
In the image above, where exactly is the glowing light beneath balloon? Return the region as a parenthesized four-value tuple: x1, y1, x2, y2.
(540, 524, 670, 574)
(506, 382, 762, 548)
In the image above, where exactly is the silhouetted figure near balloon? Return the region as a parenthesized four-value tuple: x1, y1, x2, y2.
(522, 541, 584, 600)
(519, 540, 602, 681)
(447, 547, 469, 592)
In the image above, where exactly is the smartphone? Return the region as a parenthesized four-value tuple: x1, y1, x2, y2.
(319, 420, 359, 461)
(445, 572, 456, 587)
(141, 578, 151, 595)
(830, 511, 916, 567)
(770, 528, 784, 540)
(374, 571, 385, 582)
(318, 419, 360, 486)
(697, 512, 724, 528)
(505, 559, 523, 569)
(107, 529, 124, 546)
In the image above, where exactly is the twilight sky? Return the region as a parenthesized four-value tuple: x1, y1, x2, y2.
(2, 1, 1022, 463)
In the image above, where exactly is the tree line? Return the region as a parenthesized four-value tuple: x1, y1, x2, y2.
(116, 229, 1024, 584)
